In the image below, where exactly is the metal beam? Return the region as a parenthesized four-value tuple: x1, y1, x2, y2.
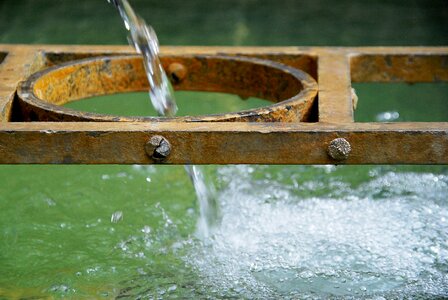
(0, 122, 446, 165)
(0, 45, 447, 164)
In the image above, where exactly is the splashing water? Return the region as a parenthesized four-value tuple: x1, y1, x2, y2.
(182, 166, 448, 298)
(110, 165, 448, 299)
(109, 0, 220, 237)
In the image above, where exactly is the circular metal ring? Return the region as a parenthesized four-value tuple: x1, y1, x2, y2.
(17, 55, 317, 122)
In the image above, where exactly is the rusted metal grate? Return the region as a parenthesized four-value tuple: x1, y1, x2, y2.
(0, 44, 447, 164)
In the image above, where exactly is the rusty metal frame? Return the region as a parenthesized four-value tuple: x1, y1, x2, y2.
(0, 44, 447, 164)
(16, 54, 318, 122)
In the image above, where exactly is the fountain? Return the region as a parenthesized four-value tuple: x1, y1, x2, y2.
(0, 0, 447, 298)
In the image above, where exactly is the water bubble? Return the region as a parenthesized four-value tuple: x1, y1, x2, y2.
(49, 284, 72, 294)
(167, 285, 177, 292)
(117, 172, 127, 178)
(375, 111, 400, 122)
(99, 291, 109, 297)
(45, 197, 56, 206)
(86, 267, 99, 274)
(132, 164, 143, 171)
(141, 225, 151, 234)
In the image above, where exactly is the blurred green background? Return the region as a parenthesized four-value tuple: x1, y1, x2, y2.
(1, 0, 448, 46)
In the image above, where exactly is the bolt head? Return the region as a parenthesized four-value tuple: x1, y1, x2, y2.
(145, 135, 171, 162)
(167, 63, 187, 84)
(327, 138, 351, 161)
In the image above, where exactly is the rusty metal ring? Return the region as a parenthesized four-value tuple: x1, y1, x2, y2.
(17, 55, 317, 122)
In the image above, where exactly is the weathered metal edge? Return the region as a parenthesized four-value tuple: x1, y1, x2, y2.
(16, 54, 318, 122)
(0, 122, 446, 165)
(1, 45, 447, 123)
(0, 45, 447, 165)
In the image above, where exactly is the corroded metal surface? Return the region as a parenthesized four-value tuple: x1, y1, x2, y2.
(17, 55, 317, 122)
(350, 54, 448, 82)
(317, 53, 353, 123)
(0, 122, 446, 164)
(327, 138, 352, 161)
(0, 44, 447, 165)
(145, 135, 171, 162)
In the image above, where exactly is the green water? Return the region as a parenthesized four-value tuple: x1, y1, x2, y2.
(1, 0, 448, 299)
(65, 91, 270, 117)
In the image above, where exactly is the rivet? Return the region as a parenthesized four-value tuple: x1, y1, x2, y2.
(145, 135, 171, 162)
(327, 138, 351, 161)
(167, 62, 187, 84)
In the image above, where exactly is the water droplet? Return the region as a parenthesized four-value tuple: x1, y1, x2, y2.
(141, 225, 151, 234)
(111, 211, 123, 223)
(86, 267, 99, 274)
(100, 291, 109, 297)
(45, 198, 56, 206)
(167, 285, 177, 292)
(135, 252, 145, 258)
(49, 284, 71, 293)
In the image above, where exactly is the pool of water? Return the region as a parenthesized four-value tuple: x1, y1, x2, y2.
(65, 91, 271, 117)
(1, 165, 447, 298)
(1, 0, 448, 298)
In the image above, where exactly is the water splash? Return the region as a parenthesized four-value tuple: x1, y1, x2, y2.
(112, 166, 448, 298)
(109, 0, 220, 237)
(184, 166, 448, 298)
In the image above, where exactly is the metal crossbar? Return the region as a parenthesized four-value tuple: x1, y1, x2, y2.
(0, 45, 447, 164)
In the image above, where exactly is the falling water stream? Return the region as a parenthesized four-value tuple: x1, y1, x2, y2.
(109, 0, 220, 238)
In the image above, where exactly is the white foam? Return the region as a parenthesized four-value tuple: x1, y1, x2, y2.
(185, 166, 448, 298)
